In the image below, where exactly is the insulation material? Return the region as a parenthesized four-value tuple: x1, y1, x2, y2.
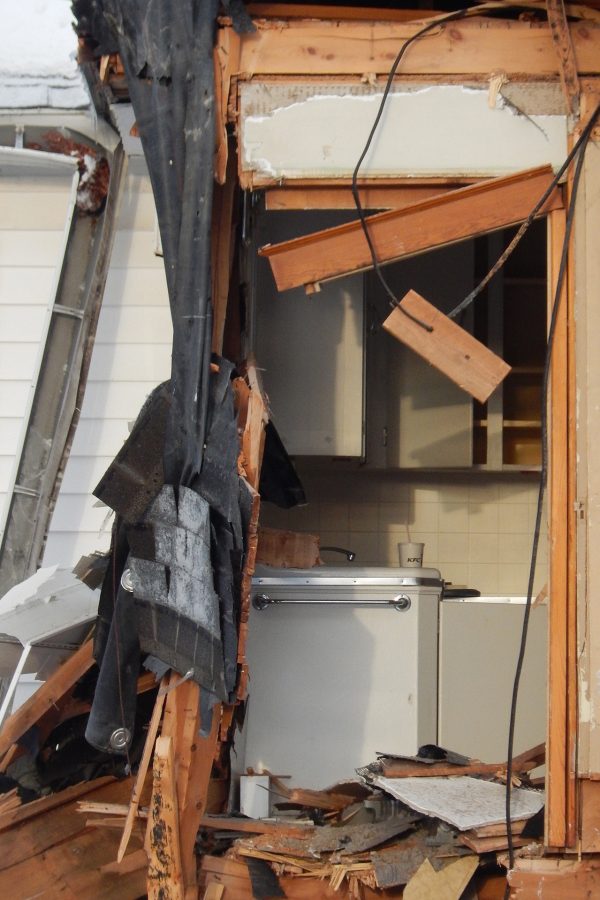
(240, 82, 567, 183)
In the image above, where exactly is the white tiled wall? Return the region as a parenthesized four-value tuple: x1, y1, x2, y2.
(259, 462, 547, 596)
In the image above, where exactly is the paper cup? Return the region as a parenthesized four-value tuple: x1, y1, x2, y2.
(398, 542, 424, 568)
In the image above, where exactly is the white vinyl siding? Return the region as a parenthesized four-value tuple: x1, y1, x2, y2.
(0, 165, 76, 540)
(43, 166, 172, 566)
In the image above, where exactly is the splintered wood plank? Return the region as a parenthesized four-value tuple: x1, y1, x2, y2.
(546, 0, 581, 118)
(382, 290, 511, 404)
(256, 526, 321, 568)
(213, 29, 241, 184)
(0, 776, 115, 834)
(118, 677, 168, 862)
(459, 831, 529, 853)
(147, 735, 184, 900)
(211, 144, 238, 355)
(0, 639, 95, 759)
(259, 166, 563, 292)
(158, 679, 223, 893)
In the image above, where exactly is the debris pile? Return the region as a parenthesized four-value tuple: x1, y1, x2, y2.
(196, 745, 546, 898)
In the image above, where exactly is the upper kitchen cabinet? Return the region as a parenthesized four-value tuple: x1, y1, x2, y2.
(366, 220, 547, 471)
(472, 220, 547, 469)
(366, 241, 475, 469)
(252, 210, 365, 456)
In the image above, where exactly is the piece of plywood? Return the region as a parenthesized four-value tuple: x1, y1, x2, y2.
(259, 167, 563, 292)
(383, 291, 510, 404)
(403, 856, 479, 900)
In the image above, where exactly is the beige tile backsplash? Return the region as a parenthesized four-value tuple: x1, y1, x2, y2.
(259, 463, 547, 596)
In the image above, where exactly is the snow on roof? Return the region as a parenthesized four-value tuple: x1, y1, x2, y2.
(0, 0, 89, 109)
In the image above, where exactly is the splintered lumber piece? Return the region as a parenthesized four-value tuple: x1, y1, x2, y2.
(199, 815, 314, 838)
(269, 775, 361, 812)
(382, 291, 510, 404)
(403, 856, 479, 900)
(381, 742, 545, 784)
(211, 144, 238, 354)
(459, 831, 530, 853)
(0, 639, 95, 759)
(242, 362, 269, 490)
(157, 679, 223, 892)
(259, 166, 562, 292)
(118, 676, 168, 862)
(147, 735, 184, 900)
(256, 526, 321, 568)
(546, 0, 581, 118)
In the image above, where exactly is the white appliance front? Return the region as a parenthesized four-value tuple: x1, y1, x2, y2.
(241, 571, 441, 788)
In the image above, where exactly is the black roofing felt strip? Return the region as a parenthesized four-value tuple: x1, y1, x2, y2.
(85, 0, 220, 486)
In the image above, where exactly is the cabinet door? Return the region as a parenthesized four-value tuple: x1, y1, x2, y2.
(254, 211, 364, 456)
(367, 241, 474, 468)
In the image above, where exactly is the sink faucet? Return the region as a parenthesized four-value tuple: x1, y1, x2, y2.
(320, 546, 356, 562)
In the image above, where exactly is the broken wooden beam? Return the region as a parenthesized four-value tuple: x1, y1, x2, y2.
(382, 290, 511, 404)
(0, 639, 95, 760)
(259, 166, 563, 292)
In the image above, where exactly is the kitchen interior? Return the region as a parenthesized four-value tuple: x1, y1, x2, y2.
(235, 203, 549, 797)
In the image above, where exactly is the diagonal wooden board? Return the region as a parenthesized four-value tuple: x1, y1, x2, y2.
(259, 165, 563, 293)
(383, 290, 511, 404)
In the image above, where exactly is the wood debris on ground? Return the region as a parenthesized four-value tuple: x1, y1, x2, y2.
(196, 744, 545, 898)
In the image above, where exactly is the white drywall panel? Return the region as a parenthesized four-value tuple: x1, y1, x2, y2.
(240, 82, 568, 182)
(43, 169, 172, 567)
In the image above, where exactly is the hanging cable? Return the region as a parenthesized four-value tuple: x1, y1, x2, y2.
(503, 101, 600, 900)
(351, 7, 472, 332)
(449, 108, 600, 321)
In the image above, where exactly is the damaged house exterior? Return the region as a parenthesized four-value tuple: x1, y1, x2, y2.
(0, 0, 600, 896)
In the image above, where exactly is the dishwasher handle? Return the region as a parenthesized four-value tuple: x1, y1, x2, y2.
(252, 593, 412, 612)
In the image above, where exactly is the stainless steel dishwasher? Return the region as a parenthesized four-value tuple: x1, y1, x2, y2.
(240, 566, 443, 788)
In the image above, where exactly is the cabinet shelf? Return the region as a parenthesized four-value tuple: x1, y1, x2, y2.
(475, 419, 541, 429)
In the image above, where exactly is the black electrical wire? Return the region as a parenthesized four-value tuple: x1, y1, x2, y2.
(351, 6, 472, 332)
(503, 101, 600, 900)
